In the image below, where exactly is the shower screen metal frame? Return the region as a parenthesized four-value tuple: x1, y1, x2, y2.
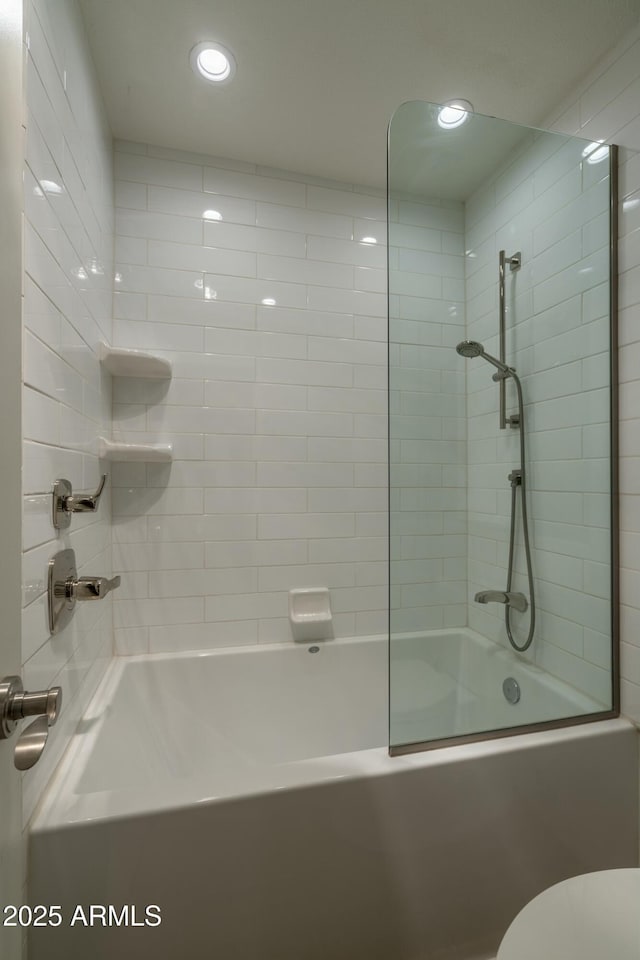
(387, 128, 619, 757)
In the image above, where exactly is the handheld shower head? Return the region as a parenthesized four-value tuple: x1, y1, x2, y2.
(456, 340, 484, 359)
(455, 339, 513, 376)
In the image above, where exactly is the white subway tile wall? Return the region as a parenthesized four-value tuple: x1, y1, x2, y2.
(112, 142, 388, 651)
(22, 0, 114, 823)
(463, 129, 612, 705)
(389, 197, 467, 633)
(543, 23, 640, 723)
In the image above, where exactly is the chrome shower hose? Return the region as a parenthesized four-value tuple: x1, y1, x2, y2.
(505, 371, 535, 653)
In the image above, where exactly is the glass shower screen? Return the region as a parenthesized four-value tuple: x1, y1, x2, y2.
(388, 101, 617, 754)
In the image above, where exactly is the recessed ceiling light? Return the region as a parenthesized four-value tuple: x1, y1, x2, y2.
(203, 209, 223, 220)
(190, 42, 236, 84)
(437, 100, 473, 130)
(261, 298, 276, 306)
(361, 236, 377, 245)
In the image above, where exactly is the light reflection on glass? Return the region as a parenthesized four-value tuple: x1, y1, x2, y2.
(581, 141, 609, 165)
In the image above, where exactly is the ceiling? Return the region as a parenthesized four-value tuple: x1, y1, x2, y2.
(79, 0, 640, 189)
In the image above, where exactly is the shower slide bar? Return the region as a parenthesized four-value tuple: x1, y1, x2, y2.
(498, 250, 521, 429)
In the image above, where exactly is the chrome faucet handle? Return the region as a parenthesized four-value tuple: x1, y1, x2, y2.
(0, 677, 63, 769)
(52, 475, 107, 529)
(65, 473, 106, 512)
(73, 575, 121, 601)
(49, 549, 122, 634)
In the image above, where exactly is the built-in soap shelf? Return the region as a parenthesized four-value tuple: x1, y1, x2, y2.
(98, 342, 173, 463)
(99, 342, 172, 379)
(289, 588, 333, 642)
(98, 437, 173, 462)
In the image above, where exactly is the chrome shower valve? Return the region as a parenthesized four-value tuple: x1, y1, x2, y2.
(70, 575, 121, 601)
(48, 549, 121, 634)
(52, 475, 107, 529)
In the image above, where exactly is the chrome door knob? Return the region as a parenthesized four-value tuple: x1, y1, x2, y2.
(0, 677, 63, 770)
(8, 686, 61, 726)
(0, 677, 62, 738)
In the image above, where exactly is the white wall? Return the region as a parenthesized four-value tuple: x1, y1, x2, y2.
(0, 0, 29, 947)
(111, 141, 388, 652)
(388, 195, 467, 633)
(464, 129, 611, 706)
(22, 0, 114, 823)
(540, 23, 640, 725)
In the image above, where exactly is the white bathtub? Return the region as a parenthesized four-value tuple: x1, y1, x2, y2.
(390, 628, 606, 747)
(29, 631, 638, 960)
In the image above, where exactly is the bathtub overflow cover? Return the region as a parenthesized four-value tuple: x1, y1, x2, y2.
(503, 677, 521, 704)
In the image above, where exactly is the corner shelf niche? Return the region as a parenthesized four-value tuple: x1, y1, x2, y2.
(98, 438, 173, 463)
(98, 341, 173, 465)
(99, 342, 172, 379)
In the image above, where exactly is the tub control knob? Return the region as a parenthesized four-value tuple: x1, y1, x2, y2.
(71, 575, 121, 601)
(52, 475, 107, 529)
(48, 548, 122, 634)
(0, 677, 63, 770)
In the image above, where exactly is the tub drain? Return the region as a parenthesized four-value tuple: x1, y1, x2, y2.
(503, 677, 521, 704)
(308, 645, 320, 654)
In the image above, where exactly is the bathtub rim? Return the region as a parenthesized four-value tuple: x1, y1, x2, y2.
(31, 714, 635, 833)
